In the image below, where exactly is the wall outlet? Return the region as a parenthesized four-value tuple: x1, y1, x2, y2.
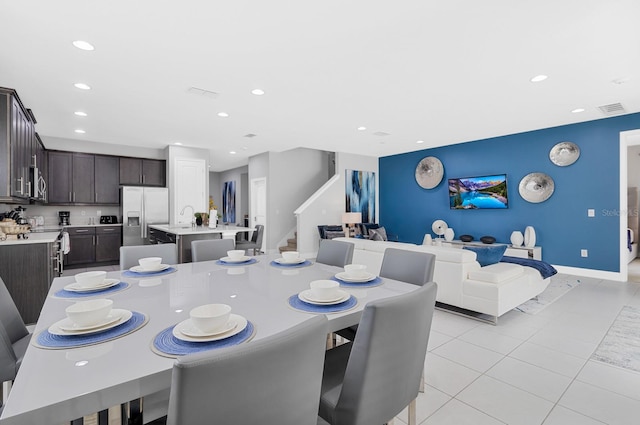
(581, 249, 588, 257)
(96, 210, 101, 216)
(588, 209, 595, 217)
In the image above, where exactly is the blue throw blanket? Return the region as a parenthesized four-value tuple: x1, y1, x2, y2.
(500, 256, 558, 279)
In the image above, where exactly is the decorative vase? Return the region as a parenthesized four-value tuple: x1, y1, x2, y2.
(524, 226, 536, 248)
(195, 216, 203, 226)
(444, 228, 455, 242)
(423, 234, 433, 245)
(209, 210, 217, 228)
(510, 231, 524, 247)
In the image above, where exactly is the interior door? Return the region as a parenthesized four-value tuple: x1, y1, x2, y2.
(250, 177, 267, 253)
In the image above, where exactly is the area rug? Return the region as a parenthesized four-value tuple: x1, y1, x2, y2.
(515, 274, 582, 315)
(591, 305, 640, 373)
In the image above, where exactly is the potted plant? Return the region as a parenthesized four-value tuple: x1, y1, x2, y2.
(194, 212, 203, 226)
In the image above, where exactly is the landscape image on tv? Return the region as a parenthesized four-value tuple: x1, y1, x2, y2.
(449, 174, 508, 209)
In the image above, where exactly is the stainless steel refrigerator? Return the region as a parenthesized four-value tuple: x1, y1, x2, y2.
(121, 186, 169, 246)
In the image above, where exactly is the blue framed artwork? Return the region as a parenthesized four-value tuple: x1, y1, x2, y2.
(346, 170, 375, 223)
(222, 181, 236, 224)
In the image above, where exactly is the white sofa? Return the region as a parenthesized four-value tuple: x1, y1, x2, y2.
(334, 237, 551, 321)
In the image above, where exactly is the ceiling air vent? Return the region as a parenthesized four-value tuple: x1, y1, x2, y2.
(598, 103, 626, 116)
(373, 131, 390, 137)
(187, 87, 219, 99)
(243, 133, 257, 138)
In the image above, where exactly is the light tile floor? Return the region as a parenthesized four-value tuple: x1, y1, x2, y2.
(65, 262, 640, 425)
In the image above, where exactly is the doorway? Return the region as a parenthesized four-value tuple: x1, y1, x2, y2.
(250, 177, 267, 253)
(620, 129, 640, 281)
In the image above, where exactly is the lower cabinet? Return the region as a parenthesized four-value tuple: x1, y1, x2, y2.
(0, 242, 58, 324)
(64, 226, 122, 267)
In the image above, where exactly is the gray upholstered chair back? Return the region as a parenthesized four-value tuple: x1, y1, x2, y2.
(119, 243, 178, 270)
(320, 282, 437, 425)
(315, 239, 354, 268)
(166, 315, 328, 425)
(0, 276, 31, 382)
(236, 224, 264, 255)
(379, 248, 436, 286)
(191, 239, 235, 262)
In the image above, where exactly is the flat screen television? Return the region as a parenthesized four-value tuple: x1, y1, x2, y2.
(448, 174, 508, 209)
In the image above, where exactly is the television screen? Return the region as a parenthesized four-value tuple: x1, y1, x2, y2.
(448, 174, 508, 209)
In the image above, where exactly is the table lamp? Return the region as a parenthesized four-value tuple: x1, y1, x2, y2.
(342, 212, 362, 238)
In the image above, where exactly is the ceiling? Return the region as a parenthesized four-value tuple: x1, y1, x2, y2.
(1, 1, 639, 172)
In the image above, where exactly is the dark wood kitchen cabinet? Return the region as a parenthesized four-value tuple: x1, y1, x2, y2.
(95, 226, 121, 262)
(120, 157, 165, 186)
(64, 226, 121, 267)
(47, 152, 95, 204)
(94, 155, 120, 204)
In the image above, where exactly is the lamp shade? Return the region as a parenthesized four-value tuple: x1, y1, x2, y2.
(341, 212, 362, 224)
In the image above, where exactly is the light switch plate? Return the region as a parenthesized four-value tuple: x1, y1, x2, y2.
(588, 209, 595, 217)
(581, 249, 588, 257)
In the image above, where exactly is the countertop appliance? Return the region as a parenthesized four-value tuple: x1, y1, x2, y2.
(100, 215, 118, 224)
(58, 211, 70, 226)
(121, 186, 169, 246)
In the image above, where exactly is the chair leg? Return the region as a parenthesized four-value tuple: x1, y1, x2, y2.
(419, 368, 425, 393)
(2, 381, 11, 404)
(408, 398, 417, 425)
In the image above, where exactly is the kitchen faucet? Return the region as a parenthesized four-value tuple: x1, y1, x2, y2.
(180, 205, 196, 227)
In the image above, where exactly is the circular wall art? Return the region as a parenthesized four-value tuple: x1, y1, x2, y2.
(415, 156, 444, 189)
(519, 173, 555, 203)
(549, 141, 580, 166)
(431, 219, 448, 236)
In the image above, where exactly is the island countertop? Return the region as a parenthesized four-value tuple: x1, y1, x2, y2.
(148, 224, 254, 236)
(0, 231, 61, 245)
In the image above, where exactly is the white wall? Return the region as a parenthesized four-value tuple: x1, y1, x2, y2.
(166, 145, 209, 224)
(628, 145, 640, 187)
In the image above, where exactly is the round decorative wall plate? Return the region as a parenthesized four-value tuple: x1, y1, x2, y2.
(415, 156, 444, 189)
(431, 220, 448, 236)
(518, 173, 555, 203)
(549, 141, 580, 166)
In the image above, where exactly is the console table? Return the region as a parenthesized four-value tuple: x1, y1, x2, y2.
(441, 239, 542, 260)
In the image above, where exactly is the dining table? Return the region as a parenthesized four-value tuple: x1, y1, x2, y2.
(0, 253, 418, 425)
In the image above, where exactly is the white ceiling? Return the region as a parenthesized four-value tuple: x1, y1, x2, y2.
(1, 0, 639, 171)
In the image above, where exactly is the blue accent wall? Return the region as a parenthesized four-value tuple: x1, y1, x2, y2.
(380, 113, 640, 272)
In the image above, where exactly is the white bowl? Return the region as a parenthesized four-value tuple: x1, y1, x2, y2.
(227, 250, 245, 260)
(74, 271, 107, 288)
(344, 264, 367, 278)
(190, 304, 232, 333)
(65, 299, 114, 327)
(309, 280, 340, 301)
(282, 251, 300, 261)
(138, 257, 162, 270)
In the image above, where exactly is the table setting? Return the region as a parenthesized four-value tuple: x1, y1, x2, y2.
(288, 279, 358, 314)
(331, 263, 383, 287)
(270, 250, 313, 268)
(53, 270, 131, 299)
(33, 298, 148, 350)
(152, 303, 255, 358)
(121, 256, 178, 278)
(216, 249, 259, 266)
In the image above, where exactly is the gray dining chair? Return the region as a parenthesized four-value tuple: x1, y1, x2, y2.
(315, 239, 354, 268)
(191, 239, 235, 262)
(162, 315, 328, 425)
(235, 224, 264, 255)
(119, 243, 178, 270)
(319, 282, 437, 425)
(0, 276, 32, 391)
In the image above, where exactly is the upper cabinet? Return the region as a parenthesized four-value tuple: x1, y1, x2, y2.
(0, 87, 41, 203)
(120, 157, 165, 186)
(94, 155, 120, 204)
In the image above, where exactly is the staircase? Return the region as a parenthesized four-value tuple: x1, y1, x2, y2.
(279, 232, 298, 253)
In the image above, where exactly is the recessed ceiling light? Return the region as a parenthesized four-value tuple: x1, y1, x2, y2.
(217, 112, 229, 118)
(416, 140, 425, 144)
(571, 108, 585, 113)
(74, 83, 91, 90)
(357, 126, 367, 131)
(74, 111, 87, 117)
(72, 40, 94, 51)
(229, 151, 236, 155)
(530, 75, 548, 83)
(74, 129, 85, 134)
(251, 89, 265, 96)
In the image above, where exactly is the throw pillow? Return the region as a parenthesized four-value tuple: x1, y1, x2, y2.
(369, 227, 388, 241)
(325, 230, 345, 240)
(463, 244, 507, 267)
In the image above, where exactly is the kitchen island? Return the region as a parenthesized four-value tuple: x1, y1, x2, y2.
(148, 224, 254, 263)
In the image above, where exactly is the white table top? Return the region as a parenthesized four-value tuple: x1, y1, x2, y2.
(0, 254, 416, 425)
(149, 224, 254, 236)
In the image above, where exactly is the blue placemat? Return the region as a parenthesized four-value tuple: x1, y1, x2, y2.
(34, 311, 147, 350)
(53, 282, 130, 299)
(269, 260, 313, 268)
(152, 320, 255, 358)
(288, 294, 357, 314)
(216, 258, 258, 266)
(121, 267, 177, 278)
(331, 276, 384, 288)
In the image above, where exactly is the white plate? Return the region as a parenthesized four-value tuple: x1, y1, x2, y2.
(335, 271, 377, 283)
(49, 309, 132, 335)
(173, 314, 248, 342)
(129, 264, 171, 273)
(179, 318, 238, 338)
(64, 278, 120, 292)
(274, 257, 306, 265)
(219, 256, 251, 264)
(299, 289, 350, 305)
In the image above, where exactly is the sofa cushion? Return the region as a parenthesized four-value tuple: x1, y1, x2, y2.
(369, 227, 388, 241)
(468, 262, 524, 283)
(325, 230, 345, 239)
(463, 245, 507, 266)
(318, 225, 344, 239)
